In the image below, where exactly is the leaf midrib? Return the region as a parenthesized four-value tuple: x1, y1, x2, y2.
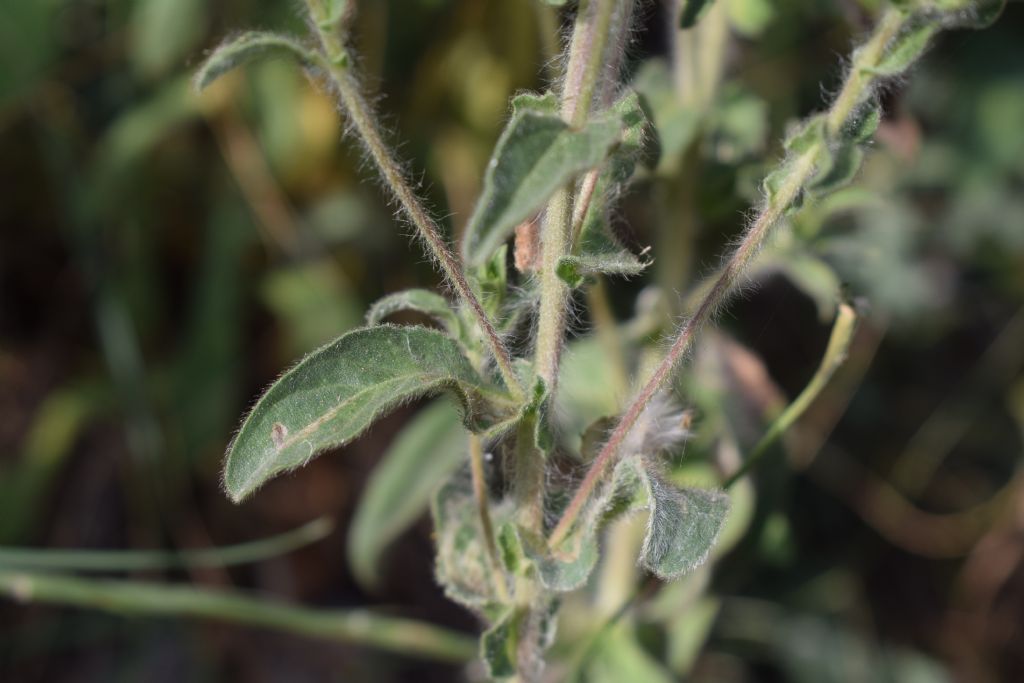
(235, 369, 465, 497)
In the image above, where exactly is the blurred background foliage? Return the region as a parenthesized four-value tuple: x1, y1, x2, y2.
(1, 0, 1023, 680)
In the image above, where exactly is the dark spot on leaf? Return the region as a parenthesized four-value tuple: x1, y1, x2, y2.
(271, 422, 288, 450)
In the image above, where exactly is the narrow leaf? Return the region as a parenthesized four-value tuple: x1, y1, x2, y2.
(567, 92, 651, 287)
(224, 326, 494, 502)
(194, 31, 316, 92)
(556, 252, 648, 288)
(461, 95, 624, 265)
(347, 401, 466, 589)
(366, 289, 462, 339)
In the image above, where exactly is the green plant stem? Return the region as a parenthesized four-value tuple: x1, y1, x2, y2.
(513, 414, 544, 535)
(0, 570, 475, 662)
(469, 434, 508, 601)
(0, 518, 332, 573)
(548, 7, 910, 549)
(534, 0, 626, 391)
(306, 7, 523, 402)
(826, 8, 906, 136)
(724, 303, 858, 488)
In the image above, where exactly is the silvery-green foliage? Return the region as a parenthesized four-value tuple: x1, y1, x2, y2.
(197, 0, 1008, 677)
(461, 92, 631, 266)
(223, 326, 503, 502)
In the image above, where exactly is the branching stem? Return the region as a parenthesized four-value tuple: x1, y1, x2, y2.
(548, 7, 910, 549)
(307, 6, 524, 401)
(534, 0, 627, 391)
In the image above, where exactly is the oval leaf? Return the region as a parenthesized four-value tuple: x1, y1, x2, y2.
(461, 96, 623, 266)
(224, 326, 492, 502)
(347, 400, 466, 589)
(195, 31, 316, 92)
(641, 473, 730, 580)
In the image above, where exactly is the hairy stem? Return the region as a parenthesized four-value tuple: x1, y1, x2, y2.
(534, 0, 628, 391)
(513, 414, 545, 535)
(0, 570, 475, 662)
(307, 6, 523, 401)
(826, 9, 906, 136)
(548, 7, 910, 548)
(469, 434, 508, 601)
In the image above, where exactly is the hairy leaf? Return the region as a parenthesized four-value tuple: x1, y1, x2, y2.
(461, 93, 624, 265)
(194, 31, 316, 92)
(366, 289, 462, 339)
(521, 528, 599, 592)
(808, 143, 865, 196)
(563, 92, 651, 288)
(482, 609, 522, 679)
(347, 400, 466, 589)
(224, 326, 494, 502)
(556, 252, 648, 288)
(641, 472, 730, 580)
(431, 470, 506, 611)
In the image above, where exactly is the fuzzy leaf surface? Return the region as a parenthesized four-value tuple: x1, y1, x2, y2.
(641, 473, 730, 580)
(562, 92, 651, 288)
(194, 31, 315, 91)
(366, 289, 462, 339)
(461, 95, 623, 265)
(224, 326, 492, 502)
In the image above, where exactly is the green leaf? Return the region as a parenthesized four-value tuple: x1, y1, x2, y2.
(482, 609, 523, 679)
(841, 104, 882, 145)
(520, 528, 599, 592)
(641, 472, 730, 580)
(808, 143, 865, 196)
(512, 90, 559, 115)
(366, 289, 463, 339)
(869, 22, 938, 77)
(680, 0, 718, 28)
(194, 31, 317, 92)
(431, 470, 507, 611)
(223, 326, 495, 502)
(461, 94, 624, 266)
(566, 92, 651, 287)
(556, 252, 648, 288)
(347, 400, 466, 589)
(925, 0, 1006, 28)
